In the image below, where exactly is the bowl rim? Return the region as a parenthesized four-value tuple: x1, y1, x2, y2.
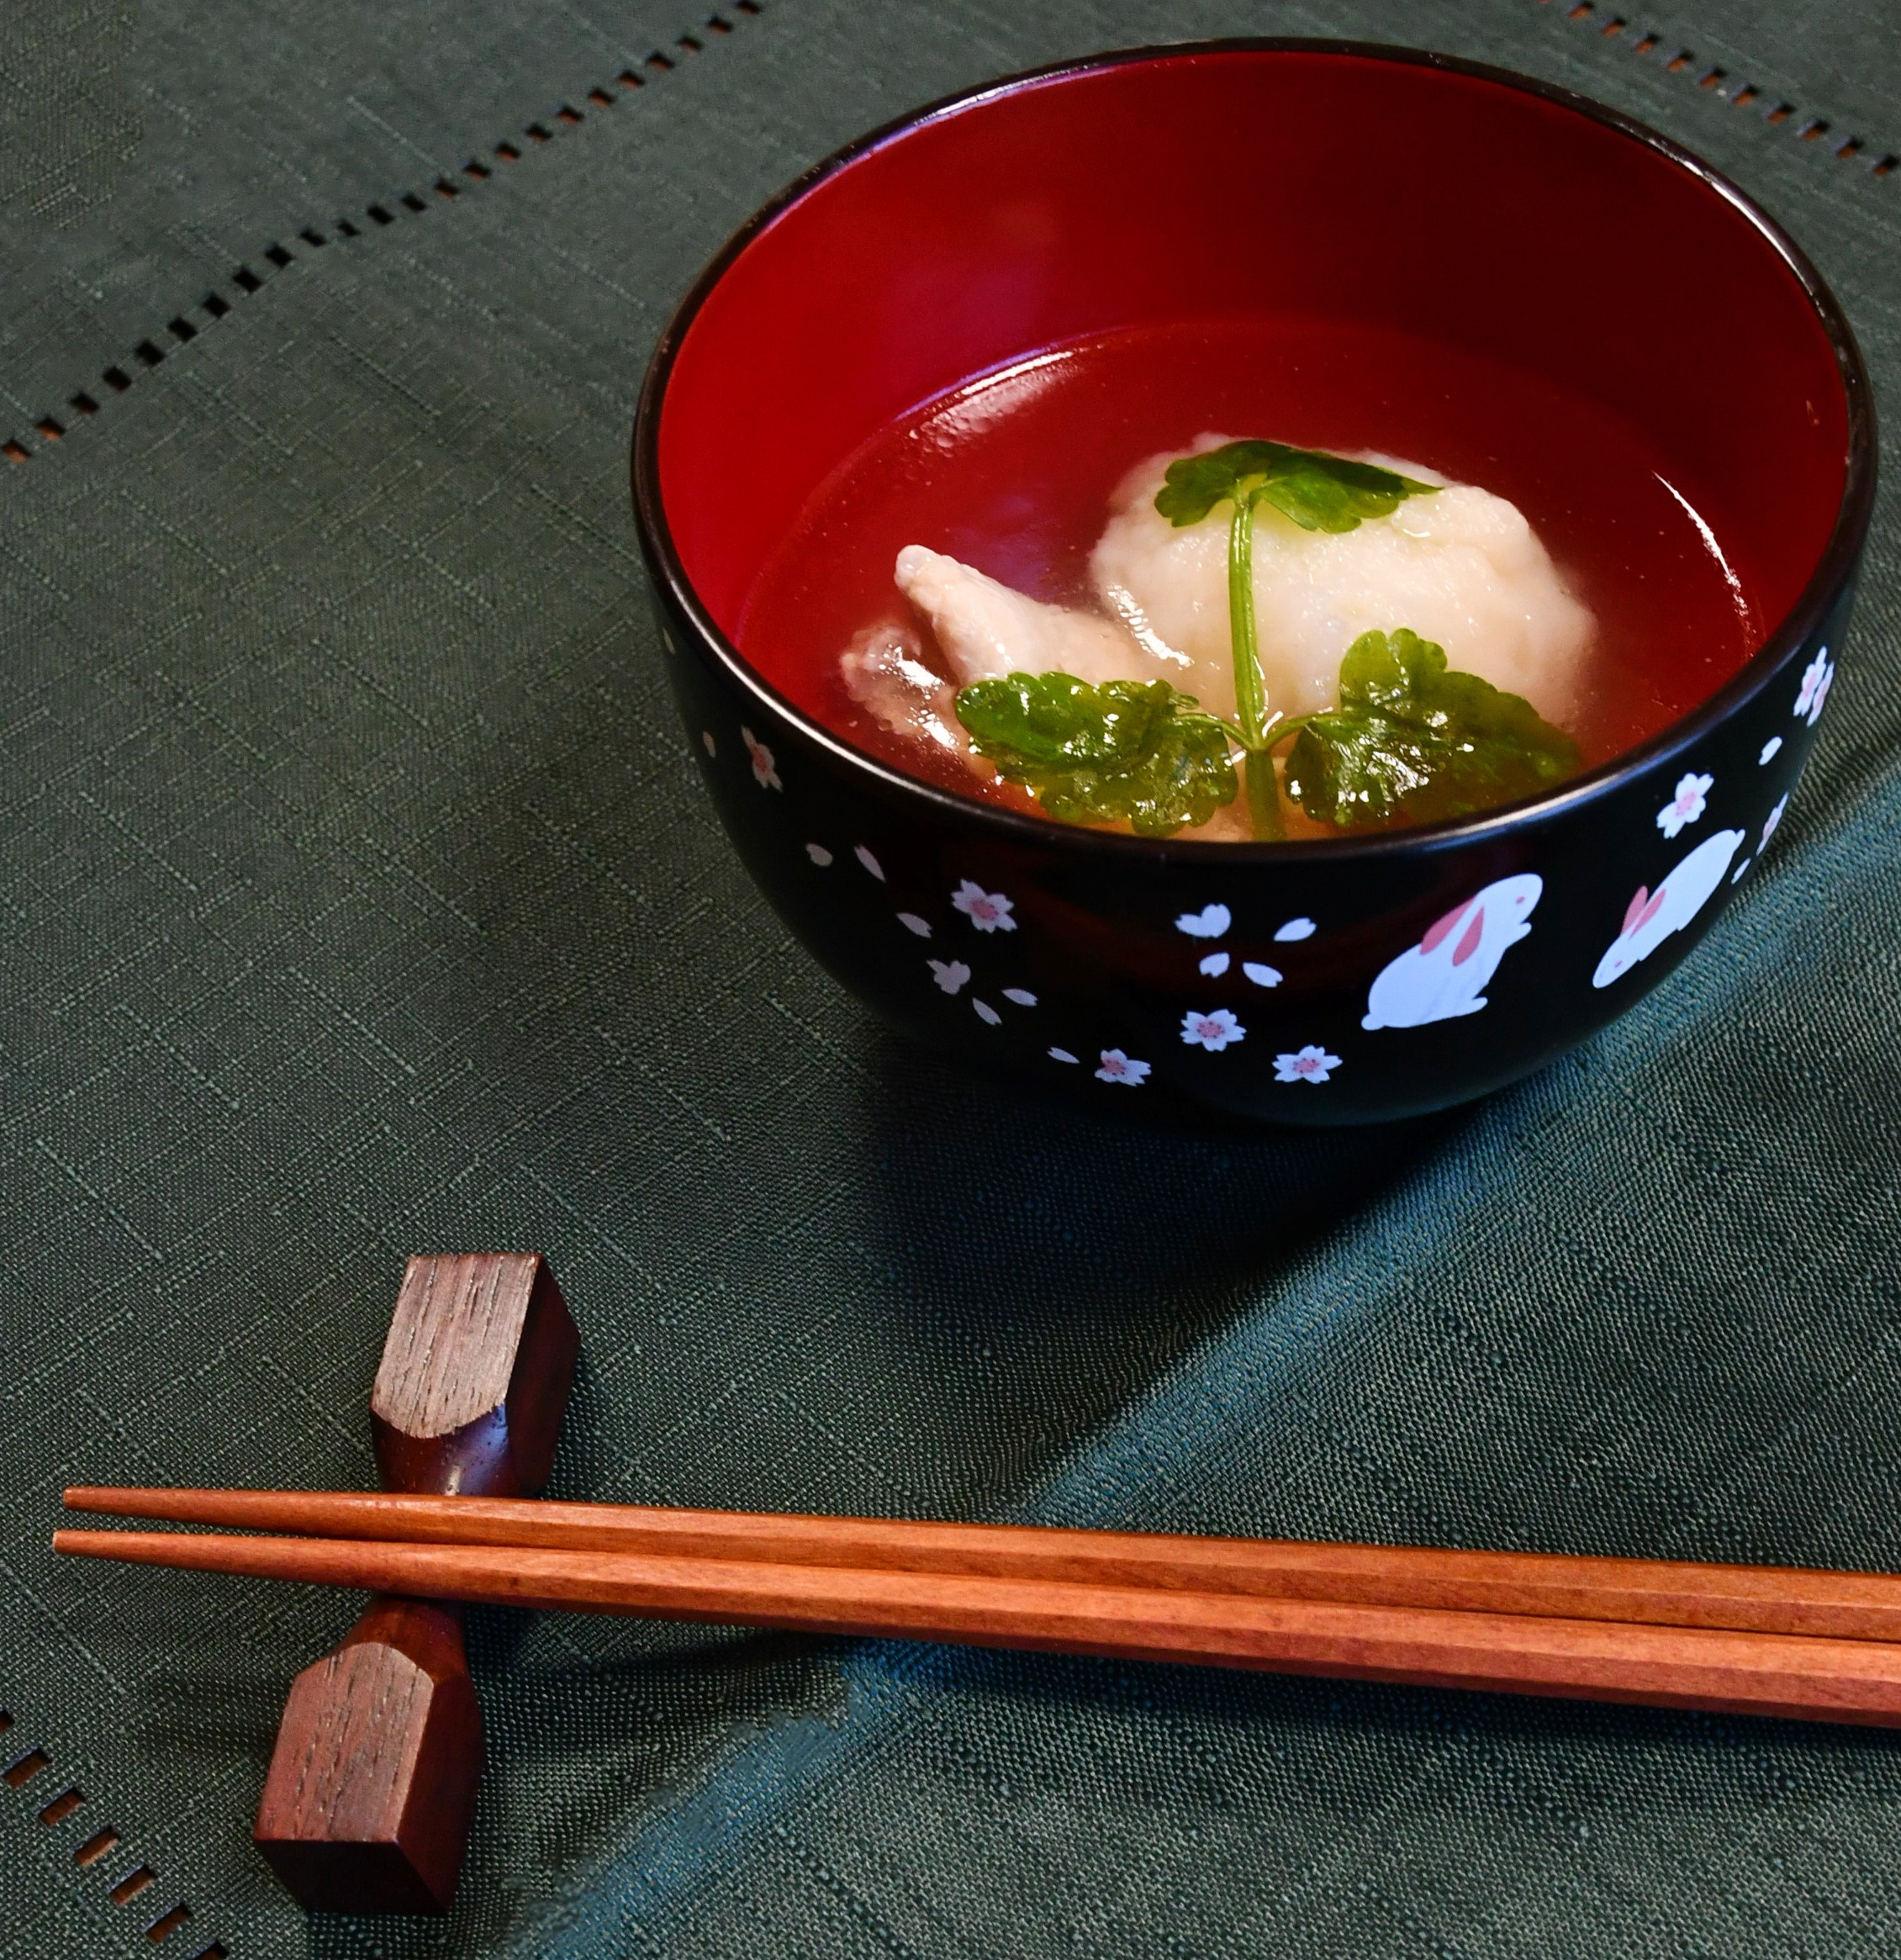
(632, 36, 1877, 863)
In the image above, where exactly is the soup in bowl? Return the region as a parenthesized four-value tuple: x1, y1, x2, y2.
(633, 40, 1871, 1124)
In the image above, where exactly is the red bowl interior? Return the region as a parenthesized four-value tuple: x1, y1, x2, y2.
(657, 45, 1848, 674)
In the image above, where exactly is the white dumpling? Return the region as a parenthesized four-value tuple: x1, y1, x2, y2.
(1088, 441, 1593, 723)
(894, 543, 1159, 690)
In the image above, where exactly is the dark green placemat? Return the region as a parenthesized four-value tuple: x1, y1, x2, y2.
(3, 2, 1899, 1956)
(0, 0, 706, 425)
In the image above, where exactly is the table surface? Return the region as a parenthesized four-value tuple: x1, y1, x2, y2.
(3, 2, 1899, 1956)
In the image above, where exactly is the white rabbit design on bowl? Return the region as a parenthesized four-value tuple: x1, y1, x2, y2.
(1592, 828, 1747, 989)
(1361, 874, 1543, 1032)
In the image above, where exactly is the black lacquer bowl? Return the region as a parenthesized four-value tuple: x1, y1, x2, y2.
(632, 41, 1872, 1125)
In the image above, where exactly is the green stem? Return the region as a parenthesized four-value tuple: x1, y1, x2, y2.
(1227, 488, 1282, 839)
(1244, 752, 1283, 839)
(1227, 490, 1269, 748)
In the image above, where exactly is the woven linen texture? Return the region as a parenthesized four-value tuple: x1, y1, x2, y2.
(3, 1, 1899, 1955)
(0, 0, 696, 423)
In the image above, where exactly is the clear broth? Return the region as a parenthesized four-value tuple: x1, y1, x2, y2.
(739, 319, 1760, 829)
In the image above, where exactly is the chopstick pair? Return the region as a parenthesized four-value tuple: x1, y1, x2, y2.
(55, 1487, 1901, 1728)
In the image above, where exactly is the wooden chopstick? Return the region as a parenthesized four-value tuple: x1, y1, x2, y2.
(60, 1485, 1901, 1644)
(51, 1525, 1901, 1727)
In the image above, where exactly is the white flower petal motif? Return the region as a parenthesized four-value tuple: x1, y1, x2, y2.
(1003, 988, 1038, 1006)
(1198, 950, 1231, 978)
(1242, 962, 1282, 989)
(1761, 793, 1788, 848)
(1655, 770, 1713, 840)
(1759, 737, 1782, 766)
(740, 726, 782, 791)
(701, 731, 717, 758)
(1795, 647, 1833, 724)
(928, 959, 971, 995)
(952, 879, 1016, 932)
(1180, 1008, 1245, 1053)
(897, 912, 932, 938)
(854, 845, 884, 880)
(1731, 858, 1751, 884)
(973, 999, 1001, 1026)
(1275, 1044, 1341, 1085)
(1274, 917, 1316, 943)
(1175, 904, 1231, 939)
(1048, 1047, 1080, 1065)
(805, 843, 833, 867)
(1095, 1049, 1151, 1086)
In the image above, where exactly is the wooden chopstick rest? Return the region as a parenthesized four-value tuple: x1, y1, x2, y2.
(60, 1484, 1901, 1646)
(251, 1253, 578, 1916)
(52, 1526, 1901, 1730)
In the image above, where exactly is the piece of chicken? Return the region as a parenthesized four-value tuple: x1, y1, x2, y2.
(838, 621, 972, 758)
(893, 543, 1162, 690)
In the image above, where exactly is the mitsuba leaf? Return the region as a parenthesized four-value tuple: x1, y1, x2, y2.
(1154, 440, 1437, 534)
(1285, 628, 1581, 829)
(955, 672, 1238, 837)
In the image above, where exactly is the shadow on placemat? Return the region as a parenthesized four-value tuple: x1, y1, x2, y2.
(827, 1028, 1471, 1505)
(859, 1021, 1465, 1323)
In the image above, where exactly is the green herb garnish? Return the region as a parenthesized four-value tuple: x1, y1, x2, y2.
(943, 442, 1579, 840)
(954, 672, 1237, 837)
(1154, 441, 1438, 837)
(1154, 440, 1438, 536)
(1281, 629, 1580, 828)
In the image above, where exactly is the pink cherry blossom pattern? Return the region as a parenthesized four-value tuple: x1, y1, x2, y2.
(1274, 1044, 1341, 1085)
(1003, 988, 1038, 1006)
(854, 845, 884, 880)
(1759, 736, 1782, 766)
(1095, 1049, 1151, 1086)
(928, 959, 971, 995)
(1761, 793, 1788, 849)
(701, 731, 717, 758)
(1180, 1008, 1245, 1053)
(973, 1000, 1001, 1026)
(1198, 950, 1231, 977)
(952, 880, 1016, 932)
(741, 726, 781, 791)
(1655, 771, 1713, 840)
(1242, 962, 1282, 988)
(1273, 917, 1316, 943)
(805, 843, 833, 867)
(897, 913, 932, 938)
(1048, 1047, 1080, 1065)
(1794, 647, 1834, 726)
